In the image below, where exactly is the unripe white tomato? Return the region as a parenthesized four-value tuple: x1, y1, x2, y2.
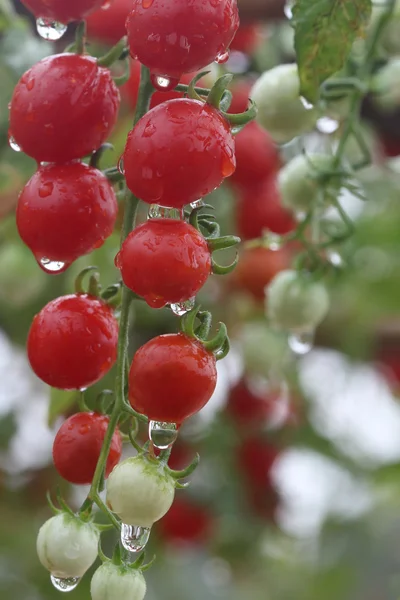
(36, 513, 99, 579)
(91, 562, 146, 600)
(266, 270, 330, 332)
(278, 153, 337, 214)
(251, 64, 318, 144)
(106, 455, 175, 527)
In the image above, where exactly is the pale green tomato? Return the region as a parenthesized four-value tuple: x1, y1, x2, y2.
(91, 563, 146, 600)
(266, 270, 330, 332)
(251, 64, 318, 144)
(36, 514, 99, 579)
(278, 153, 337, 213)
(106, 456, 175, 527)
(373, 58, 400, 111)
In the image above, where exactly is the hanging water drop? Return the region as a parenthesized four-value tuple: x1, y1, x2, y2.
(288, 330, 314, 355)
(36, 18, 67, 41)
(50, 575, 80, 593)
(284, 0, 294, 19)
(121, 523, 151, 553)
(170, 297, 195, 316)
(8, 135, 21, 152)
(118, 156, 125, 175)
(215, 50, 230, 64)
(190, 199, 204, 209)
(149, 420, 179, 450)
(150, 74, 179, 92)
(316, 116, 339, 134)
(38, 257, 67, 274)
(327, 250, 343, 267)
(147, 204, 183, 220)
(300, 96, 314, 111)
(265, 233, 283, 251)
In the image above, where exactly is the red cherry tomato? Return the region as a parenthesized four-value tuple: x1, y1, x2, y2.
(87, 0, 131, 44)
(9, 54, 120, 163)
(116, 219, 211, 308)
(124, 99, 236, 208)
(226, 378, 283, 428)
(236, 176, 296, 240)
(126, 0, 239, 81)
(157, 497, 213, 545)
(53, 413, 122, 485)
(28, 294, 118, 390)
(20, 0, 104, 22)
(233, 247, 289, 300)
(237, 436, 279, 488)
(230, 122, 280, 187)
(17, 163, 118, 268)
(230, 23, 263, 55)
(129, 333, 217, 424)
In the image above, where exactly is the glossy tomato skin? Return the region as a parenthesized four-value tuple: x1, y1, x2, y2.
(236, 176, 296, 240)
(157, 497, 213, 546)
(233, 247, 289, 300)
(117, 219, 211, 308)
(53, 413, 122, 485)
(129, 333, 217, 424)
(17, 163, 118, 266)
(28, 294, 118, 390)
(87, 0, 131, 44)
(126, 0, 239, 80)
(230, 122, 279, 187)
(21, 0, 104, 22)
(124, 99, 236, 208)
(9, 54, 120, 163)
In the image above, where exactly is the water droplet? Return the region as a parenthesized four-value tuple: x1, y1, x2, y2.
(327, 250, 343, 267)
(284, 0, 294, 19)
(8, 135, 21, 152)
(149, 420, 179, 449)
(147, 204, 183, 220)
(121, 524, 151, 553)
(142, 0, 154, 7)
(215, 50, 230, 64)
(114, 251, 122, 269)
(150, 74, 179, 92)
(288, 330, 314, 355)
(38, 257, 67, 274)
(170, 297, 195, 316)
(264, 232, 283, 251)
(190, 199, 204, 209)
(118, 156, 125, 175)
(317, 116, 339, 134)
(300, 96, 314, 111)
(101, 0, 112, 8)
(50, 575, 80, 593)
(36, 17, 67, 41)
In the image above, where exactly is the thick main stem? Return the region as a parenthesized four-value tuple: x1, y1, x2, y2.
(84, 66, 153, 525)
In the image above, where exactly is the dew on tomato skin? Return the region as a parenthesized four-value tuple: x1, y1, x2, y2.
(288, 329, 314, 355)
(101, 0, 112, 8)
(38, 257, 69, 274)
(220, 151, 236, 178)
(215, 50, 230, 64)
(147, 204, 183, 220)
(144, 294, 167, 309)
(149, 420, 179, 449)
(50, 575, 80, 593)
(143, 121, 157, 138)
(8, 135, 21, 152)
(142, 0, 154, 7)
(38, 181, 54, 198)
(121, 524, 151, 553)
(150, 74, 180, 92)
(36, 18, 68, 41)
(170, 297, 196, 316)
(190, 199, 204, 209)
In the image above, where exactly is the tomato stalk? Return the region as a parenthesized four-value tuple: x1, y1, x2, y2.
(82, 66, 154, 529)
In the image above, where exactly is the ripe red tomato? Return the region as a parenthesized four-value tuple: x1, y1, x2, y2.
(230, 23, 263, 55)
(116, 219, 211, 308)
(236, 176, 296, 240)
(20, 0, 104, 22)
(233, 247, 289, 300)
(126, 0, 239, 81)
(9, 54, 120, 163)
(124, 99, 236, 208)
(17, 163, 118, 268)
(87, 0, 131, 44)
(53, 413, 122, 485)
(225, 378, 283, 429)
(28, 294, 118, 390)
(230, 122, 279, 187)
(157, 497, 213, 545)
(129, 333, 217, 424)
(237, 436, 279, 488)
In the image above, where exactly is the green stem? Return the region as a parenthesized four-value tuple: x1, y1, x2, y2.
(82, 67, 153, 529)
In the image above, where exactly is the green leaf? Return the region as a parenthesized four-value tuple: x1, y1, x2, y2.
(293, 0, 372, 103)
(48, 388, 79, 427)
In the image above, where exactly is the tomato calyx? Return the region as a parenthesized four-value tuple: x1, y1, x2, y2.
(74, 266, 101, 298)
(90, 143, 115, 170)
(180, 305, 230, 361)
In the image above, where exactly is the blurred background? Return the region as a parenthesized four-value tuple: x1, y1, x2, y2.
(2, 0, 400, 599)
